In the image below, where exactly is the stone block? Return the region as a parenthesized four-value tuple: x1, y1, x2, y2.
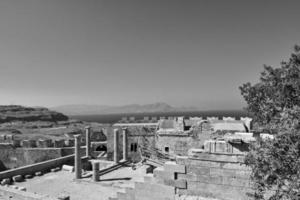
(187, 152, 245, 163)
(51, 167, 60, 172)
(11, 185, 19, 190)
(190, 160, 221, 168)
(186, 166, 210, 176)
(176, 156, 189, 165)
(24, 174, 33, 179)
(177, 174, 222, 184)
(35, 171, 43, 176)
(18, 187, 26, 191)
(62, 165, 74, 172)
(1, 178, 11, 185)
(180, 181, 253, 200)
(153, 167, 174, 180)
(222, 177, 252, 187)
(164, 161, 186, 173)
(221, 163, 249, 170)
(163, 179, 187, 189)
(12, 175, 23, 182)
(209, 168, 251, 179)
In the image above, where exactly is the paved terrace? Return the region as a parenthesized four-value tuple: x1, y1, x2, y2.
(13, 165, 148, 200)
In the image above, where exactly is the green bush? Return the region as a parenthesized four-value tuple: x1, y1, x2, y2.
(240, 45, 300, 199)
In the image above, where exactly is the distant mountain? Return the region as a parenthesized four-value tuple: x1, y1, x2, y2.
(51, 103, 198, 116)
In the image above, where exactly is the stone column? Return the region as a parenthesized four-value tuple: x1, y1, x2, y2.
(92, 161, 100, 182)
(85, 126, 91, 157)
(122, 128, 128, 161)
(74, 135, 82, 179)
(113, 129, 119, 163)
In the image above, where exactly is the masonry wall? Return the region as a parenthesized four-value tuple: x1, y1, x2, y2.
(176, 153, 253, 200)
(155, 134, 204, 156)
(0, 144, 88, 170)
(0, 144, 62, 170)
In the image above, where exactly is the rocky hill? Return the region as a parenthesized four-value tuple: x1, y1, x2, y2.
(0, 105, 69, 123)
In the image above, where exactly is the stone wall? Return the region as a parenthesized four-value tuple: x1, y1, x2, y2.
(0, 144, 62, 170)
(175, 153, 253, 200)
(0, 144, 87, 170)
(155, 134, 201, 156)
(110, 152, 253, 200)
(0, 155, 75, 180)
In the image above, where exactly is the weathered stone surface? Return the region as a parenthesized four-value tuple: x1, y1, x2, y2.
(164, 161, 186, 174)
(153, 167, 174, 180)
(62, 165, 74, 172)
(1, 178, 11, 185)
(51, 167, 60, 172)
(24, 174, 33, 179)
(163, 179, 187, 189)
(188, 151, 245, 163)
(18, 186, 26, 191)
(35, 171, 43, 176)
(12, 175, 23, 182)
(178, 182, 253, 200)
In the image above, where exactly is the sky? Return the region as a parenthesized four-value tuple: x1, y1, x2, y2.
(0, 0, 300, 110)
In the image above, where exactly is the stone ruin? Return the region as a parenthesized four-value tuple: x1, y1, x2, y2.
(0, 117, 275, 200)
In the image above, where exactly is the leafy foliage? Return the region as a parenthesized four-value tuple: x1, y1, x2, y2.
(240, 45, 300, 132)
(240, 45, 300, 199)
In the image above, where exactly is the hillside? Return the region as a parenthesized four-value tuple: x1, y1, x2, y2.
(52, 102, 197, 115)
(0, 105, 69, 123)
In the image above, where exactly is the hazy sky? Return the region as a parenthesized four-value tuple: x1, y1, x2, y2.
(0, 0, 300, 110)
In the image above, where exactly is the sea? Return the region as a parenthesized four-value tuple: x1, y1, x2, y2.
(71, 110, 250, 124)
